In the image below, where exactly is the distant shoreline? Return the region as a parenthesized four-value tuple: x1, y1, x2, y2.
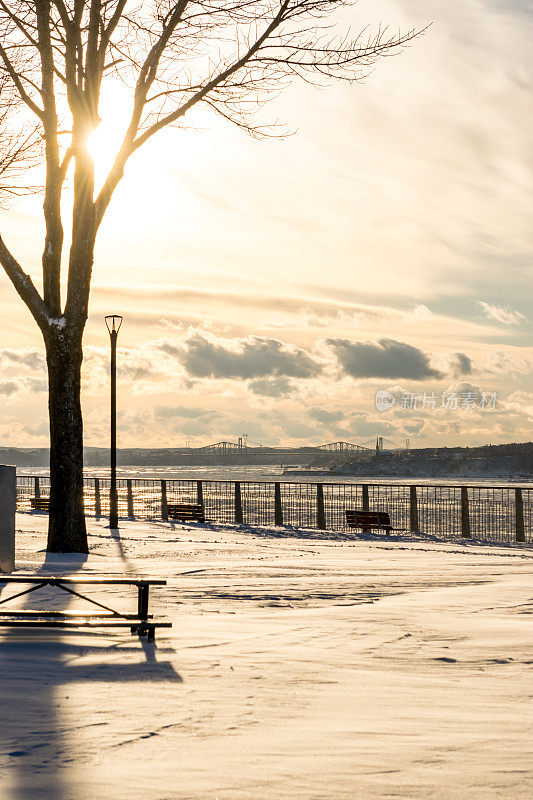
(285, 467, 533, 480)
(309, 441, 533, 482)
(4, 441, 532, 484)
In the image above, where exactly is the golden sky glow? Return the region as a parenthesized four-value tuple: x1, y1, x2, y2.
(1, 0, 532, 449)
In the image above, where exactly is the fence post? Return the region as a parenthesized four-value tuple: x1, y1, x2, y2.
(360, 484, 370, 532)
(461, 486, 471, 538)
(94, 478, 101, 518)
(409, 485, 420, 533)
(515, 488, 525, 543)
(0, 465, 16, 573)
(34, 476, 40, 500)
(161, 480, 168, 521)
(274, 482, 283, 526)
(127, 479, 134, 518)
(234, 481, 243, 524)
(196, 480, 204, 507)
(316, 483, 326, 529)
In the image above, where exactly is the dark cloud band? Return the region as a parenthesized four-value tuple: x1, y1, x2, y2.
(328, 338, 444, 380)
(164, 334, 322, 380)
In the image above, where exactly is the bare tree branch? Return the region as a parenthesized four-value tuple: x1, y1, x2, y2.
(0, 76, 42, 203)
(0, 40, 44, 118)
(0, 234, 48, 329)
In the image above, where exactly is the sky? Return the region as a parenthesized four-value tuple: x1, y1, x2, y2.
(0, 0, 532, 450)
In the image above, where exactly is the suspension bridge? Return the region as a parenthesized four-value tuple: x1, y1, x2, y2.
(193, 437, 409, 454)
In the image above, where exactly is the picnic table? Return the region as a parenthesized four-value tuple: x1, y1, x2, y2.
(0, 575, 171, 642)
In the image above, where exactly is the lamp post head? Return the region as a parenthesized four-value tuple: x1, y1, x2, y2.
(105, 315, 123, 335)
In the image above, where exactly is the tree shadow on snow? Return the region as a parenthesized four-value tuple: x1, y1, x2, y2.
(0, 550, 181, 800)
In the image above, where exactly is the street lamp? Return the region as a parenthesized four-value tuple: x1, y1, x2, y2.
(105, 315, 123, 529)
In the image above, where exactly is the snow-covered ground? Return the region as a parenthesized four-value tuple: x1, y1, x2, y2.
(1, 515, 532, 799)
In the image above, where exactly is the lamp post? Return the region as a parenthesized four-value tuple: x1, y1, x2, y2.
(105, 315, 123, 529)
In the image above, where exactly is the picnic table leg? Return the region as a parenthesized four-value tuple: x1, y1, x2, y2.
(134, 585, 154, 640)
(132, 620, 156, 641)
(137, 584, 150, 620)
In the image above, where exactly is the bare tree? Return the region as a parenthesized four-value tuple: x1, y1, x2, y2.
(0, 77, 40, 202)
(0, 1, 419, 552)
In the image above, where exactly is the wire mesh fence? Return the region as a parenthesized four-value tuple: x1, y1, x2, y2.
(16, 476, 532, 543)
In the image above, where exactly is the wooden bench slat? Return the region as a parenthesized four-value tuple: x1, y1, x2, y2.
(168, 504, 203, 509)
(0, 576, 166, 585)
(0, 620, 172, 629)
(0, 610, 153, 619)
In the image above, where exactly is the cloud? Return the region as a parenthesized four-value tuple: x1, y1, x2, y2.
(0, 349, 45, 370)
(412, 304, 432, 321)
(180, 416, 218, 436)
(481, 349, 531, 377)
(0, 381, 18, 396)
(248, 378, 293, 397)
(0, 377, 47, 396)
(347, 411, 395, 439)
(24, 377, 48, 393)
(82, 345, 177, 388)
(308, 408, 345, 424)
(118, 363, 154, 380)
(279, 419, 318, 439)
(154, 405, 215, 420)
(502, 390, 533, 420)
(328, 338, 444, 380)
(402, 419, 426, 436)
(118, 349, 167, 381)
(23, 421, 49, 437)
(476, 301, 526, 325)
(95, 283, 384, 330)
(166, 335, 322, 380)
(450, 352, 472, 377)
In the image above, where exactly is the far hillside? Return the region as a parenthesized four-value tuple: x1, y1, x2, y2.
(311, 442, 533, 480)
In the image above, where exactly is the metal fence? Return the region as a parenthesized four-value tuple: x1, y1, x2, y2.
(16, 475, 532, 543)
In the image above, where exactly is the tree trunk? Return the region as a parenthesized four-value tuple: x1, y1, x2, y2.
(46, 333, 88, 553)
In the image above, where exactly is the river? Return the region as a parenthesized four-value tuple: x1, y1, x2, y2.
(16, 463, 532, 487)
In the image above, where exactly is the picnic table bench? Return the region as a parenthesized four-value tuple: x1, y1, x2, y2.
(30, 498, 50, 511)
(0, 576, 171, 641)
(167, 503, 205, 523)
(345, 510, 406, 535)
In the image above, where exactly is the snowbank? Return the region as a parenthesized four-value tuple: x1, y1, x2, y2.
(0, 514, 532, 799)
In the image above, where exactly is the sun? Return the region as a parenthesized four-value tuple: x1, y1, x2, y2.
(86, 82, 133, 185)
(86, 125, 117, 173)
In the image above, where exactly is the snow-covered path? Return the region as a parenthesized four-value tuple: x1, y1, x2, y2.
(1, 516, 532, 799)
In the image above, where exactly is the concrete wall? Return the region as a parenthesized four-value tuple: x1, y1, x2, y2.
(0, 465, 15, 573)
